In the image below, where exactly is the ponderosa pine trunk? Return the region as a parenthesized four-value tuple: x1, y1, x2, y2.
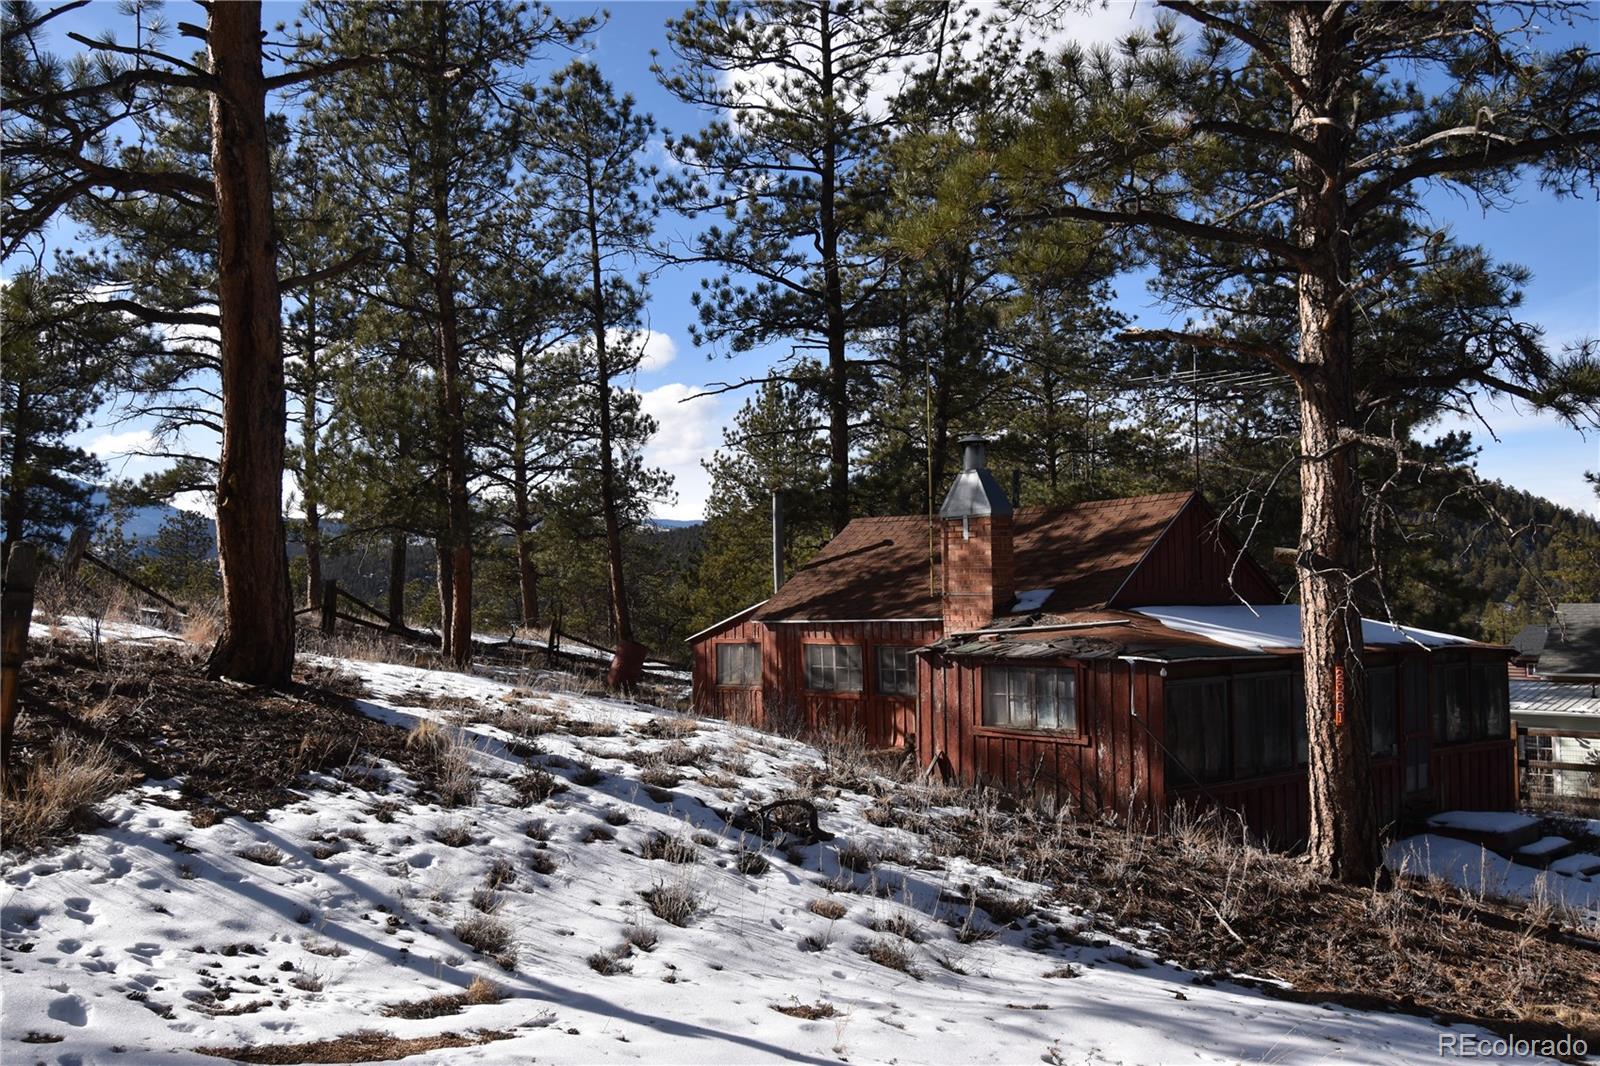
(1288, 4, 1379, 885)
(204, 1, 295, 685)
(586, 181, 633, 652)
(427, 3, 473, 667)
(386, 533, 407, 633)
(817, 0, 850, 536)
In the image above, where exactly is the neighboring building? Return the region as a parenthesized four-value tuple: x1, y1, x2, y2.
(1508, 606, 1600, 812)
(690, 437, 1516, 847)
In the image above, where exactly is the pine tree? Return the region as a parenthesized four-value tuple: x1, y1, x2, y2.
(524, 61, 670, 664)
(655, 0, 960, 535)
(0, 273, 120, 558)
(692, 379, 831, 629)
(299, 0, 590, 663)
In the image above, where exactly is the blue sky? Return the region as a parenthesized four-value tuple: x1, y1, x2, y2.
(36, 1, 1600, 519)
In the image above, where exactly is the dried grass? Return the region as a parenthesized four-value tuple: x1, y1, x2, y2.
(2, 740, 131, 851)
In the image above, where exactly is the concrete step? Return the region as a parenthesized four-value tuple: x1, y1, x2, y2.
(1550, 852, 1600, 877)
(1515, 835, 1575, 868)
(1425, 811, 1544, 855)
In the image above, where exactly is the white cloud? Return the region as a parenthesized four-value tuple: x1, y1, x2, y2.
(636, 382, 728, 521)
(599, 328, 678, 374)
(86, 429, 155, 458)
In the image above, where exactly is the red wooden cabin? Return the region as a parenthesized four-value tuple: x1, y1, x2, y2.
(689, 437, 1515, 847)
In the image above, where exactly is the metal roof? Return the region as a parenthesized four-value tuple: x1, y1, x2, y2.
(1510, 679, 1600, 717)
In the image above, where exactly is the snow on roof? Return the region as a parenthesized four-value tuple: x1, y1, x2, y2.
(1010, 588, 1053, 613)
(1131, 605, 1478, 654)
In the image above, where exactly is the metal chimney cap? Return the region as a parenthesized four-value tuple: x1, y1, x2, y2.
(940, 434, 1012, 519)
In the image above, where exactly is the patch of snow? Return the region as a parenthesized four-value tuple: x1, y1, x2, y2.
(0, 644, 1562, 1063)
(1388, 835, 1600, 917)
(1550, 853, 1600, 877)
(28, 612, 181, 644)
(1009, 588, 1052, 614)
(1134, 605, 1476, 653)
(1425, 811, 1541, 834)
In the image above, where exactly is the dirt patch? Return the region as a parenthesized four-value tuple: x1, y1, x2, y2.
(195, 1028, 513, 1063)
(4, 640, 436, 845)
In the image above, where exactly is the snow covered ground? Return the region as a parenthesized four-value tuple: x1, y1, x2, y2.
(0, 636, 1582, 1064)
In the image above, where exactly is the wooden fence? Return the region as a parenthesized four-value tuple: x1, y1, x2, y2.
(1515, 722, 1600, 815)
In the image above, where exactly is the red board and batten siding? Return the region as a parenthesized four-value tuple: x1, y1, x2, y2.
(916, 652, 1164, 822)
(1110, 495, 1279, 607)
(692, 613, 940, 749)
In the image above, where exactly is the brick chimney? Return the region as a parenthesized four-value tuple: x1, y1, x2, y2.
(939, 435, 1014, 633)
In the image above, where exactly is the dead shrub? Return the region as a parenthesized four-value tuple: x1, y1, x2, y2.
(858, 936, 918, 977)
(975, 890, 1031, 925)
(196, 1028, 512, 1062)
(633, 716, 698, 739)
(470, 888, 502, 914)
(381, 976, 503, 1019)
(288, 970, 324, 992)
(238, 843, 286, 867)
(658, 740, 701, 766)
(808, 898, 848, 921)
(603, 808, 631, 826)
(772, 998, 838, 1020)
(434, 822, 474, 848)
(587, 946, 633, 975)
(510, 767, 567, 806)
(869, 913, 925, 943)
(581, 825, 615, 844)
(642, 882, 701, 927)
(835, 842, 875, 873)
(453, 912, 517, 969)
(622, 924, 659, 952)
(181, 601, 223, 645)
(2, 740, 131, 850)
(640, 833, 699, 864)
(639, 763, 682, 789)
(524, 818, 553, 841)
(528, 850, 559, 876)
(484, 859, 516, 889)
(736, 850, 771, 876)
(571, 763, 604, 786)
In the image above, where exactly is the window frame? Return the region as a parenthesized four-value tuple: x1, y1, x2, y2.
(714, 642, 759, 689)
(802, 642, 864, 694)
(874, 645, 917, 698)
(977, 664, 1085, 740)
(1230, 670, 1302, 780)
(1164, 677, 1231, 785)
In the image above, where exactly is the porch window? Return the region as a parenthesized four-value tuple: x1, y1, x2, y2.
(1232, 673, 1297, 777)
(982, 666, 1077, 732)
(1402, 658, 1429, 733)
(1472, 661, 1509, 738)
(875, 646, 916, 697)
(1368, 666, 1397, 757)
(1435, 663, 1469, 743)
(715, 643, 758, 687)
(1166, 679, 1229, 784)
(804, 644, 863, 692)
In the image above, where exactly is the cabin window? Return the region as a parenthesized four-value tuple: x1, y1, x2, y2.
(1472, 661, 1509, 739)
(1232, 673, 1297, 777)
(982, 667, 1077, 732)
(804, 644, 863, 692)
(1402, 658, 1429, 733)
(1404, 737, 1430, 792)
(1368, 666, 1397, 758)
(1166, 679, 1229, 784)
(715, 643, 758, 687)
(1435, 663, 1469, 743)
(875, 646, 916, 697)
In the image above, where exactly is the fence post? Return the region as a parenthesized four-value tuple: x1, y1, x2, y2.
(320, 579, 338, 636)
(2, 543, 40, 778)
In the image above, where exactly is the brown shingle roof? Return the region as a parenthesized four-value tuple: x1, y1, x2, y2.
(752, 491, 1196, 623)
